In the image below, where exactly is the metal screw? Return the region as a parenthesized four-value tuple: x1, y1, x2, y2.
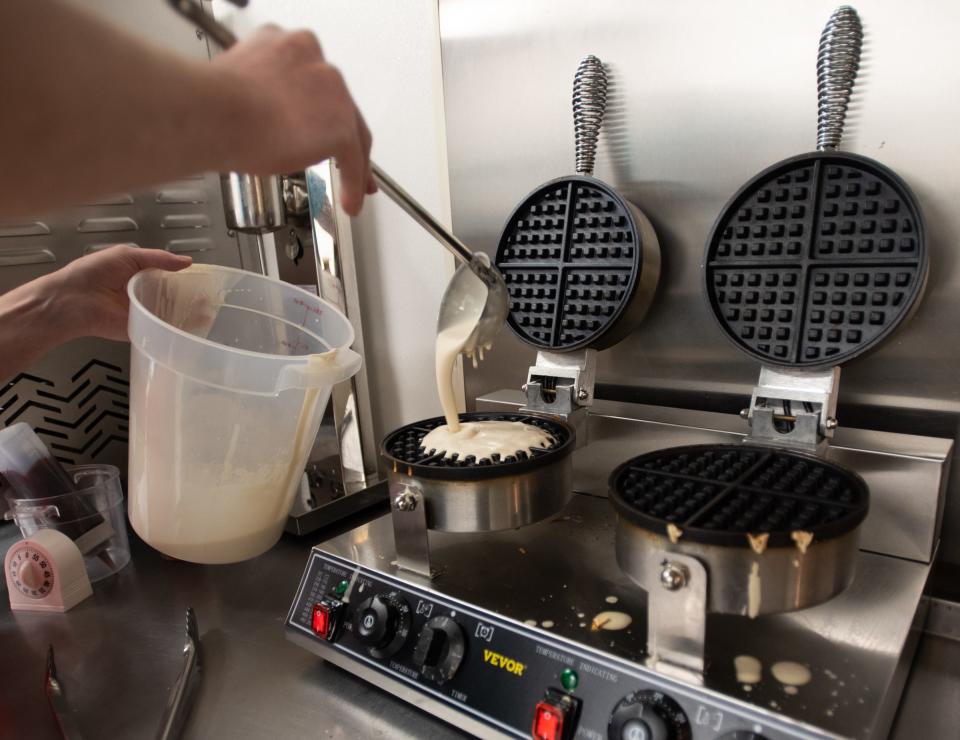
(577, 388, 589, 401)
(660, 562, 688, 591)
(394, 492, 417, 512)
(739, 408, 750, 420)
(195, 28, 204, 40)
(825, 417, 838, 430)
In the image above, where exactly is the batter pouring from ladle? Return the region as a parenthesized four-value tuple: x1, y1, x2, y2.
(421, 271, 553, 461)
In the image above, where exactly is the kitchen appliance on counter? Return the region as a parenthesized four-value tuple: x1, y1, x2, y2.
(600, 5, 927, 684)
(282, 299, 950, 734)
(364, 55, 648, 581)
(285, 263, 948, 740)
(285, 11, 951, 739)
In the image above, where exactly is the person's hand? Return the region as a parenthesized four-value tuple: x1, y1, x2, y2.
(55, 245, 192, 341)
(211, 27, 376, 216)
(0, 245, 190, 382)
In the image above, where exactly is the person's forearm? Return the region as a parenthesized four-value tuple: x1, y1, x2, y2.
(0, 0, 246, 220)
(0, 272, 74, 382)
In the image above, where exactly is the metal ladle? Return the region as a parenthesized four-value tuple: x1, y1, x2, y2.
(167, 0, 509, 356)
(370, 165, 508, 357)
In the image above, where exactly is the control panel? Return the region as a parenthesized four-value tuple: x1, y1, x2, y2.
(286, 550, 831, 740)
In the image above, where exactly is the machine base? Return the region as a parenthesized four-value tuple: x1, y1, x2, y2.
(286, 400, 949, 739)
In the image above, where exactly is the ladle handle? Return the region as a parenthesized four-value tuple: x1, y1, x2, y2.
(816, 6, 862, 152)
(370, 164, 473, 267)
(168, 0, 240, 48)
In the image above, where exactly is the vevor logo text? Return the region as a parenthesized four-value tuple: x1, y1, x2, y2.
(483, 649, 526, 676)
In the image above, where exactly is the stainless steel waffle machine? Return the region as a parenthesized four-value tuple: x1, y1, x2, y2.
(285, 20, 952, 739)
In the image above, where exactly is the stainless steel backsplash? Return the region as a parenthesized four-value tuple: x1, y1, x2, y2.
(438, 0, 960, 563)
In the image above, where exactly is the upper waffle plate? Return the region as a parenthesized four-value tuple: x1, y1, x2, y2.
(704, 152, 926, 367)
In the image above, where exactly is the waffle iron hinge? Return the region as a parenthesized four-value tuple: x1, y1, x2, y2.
(521, 349, 596, 438)
(743, 366, 841, 453)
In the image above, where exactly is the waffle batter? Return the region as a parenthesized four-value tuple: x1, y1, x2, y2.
(421, 420, 553, 461)
(425, 297, 552, 460)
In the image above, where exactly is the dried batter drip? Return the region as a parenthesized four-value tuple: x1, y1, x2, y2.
(420, 420, 553, 461)
(666, 523, 683, 544)
(772, 661, 812, 688)
(734, 655, 762, 684)
(792, 530, 814, 554)
(747, 561, 762, 619)
(591, 611, 632, 631)
(747, 532, 770, 555)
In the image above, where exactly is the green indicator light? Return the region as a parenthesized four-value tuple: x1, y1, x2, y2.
(334, 579, 349, 597)
(561, 668, 579, 691)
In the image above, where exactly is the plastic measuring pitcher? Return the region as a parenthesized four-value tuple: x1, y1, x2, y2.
(126, 264, 361, 563)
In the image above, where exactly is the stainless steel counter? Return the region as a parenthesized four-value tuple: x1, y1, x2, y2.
(1, 518, 956, 740)
(0, 520, 465, 740)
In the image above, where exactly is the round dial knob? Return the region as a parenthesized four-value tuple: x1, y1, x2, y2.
(19, 560, 44, 590)
(412, 615, 466, 685)
(608, 691, 690, 740)
(352, 591, 411, 659)
(7, 545, 55, 598)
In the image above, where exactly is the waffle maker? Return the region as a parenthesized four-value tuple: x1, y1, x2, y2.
(371, 55, 658, 578)
(381, 411, 576, 576)
(285, 14, 951, 740)
(609, 4, 927, 681)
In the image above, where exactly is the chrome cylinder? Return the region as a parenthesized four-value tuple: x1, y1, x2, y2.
(220, 173, 285, 234)
(387, 455, 572, 532)
(615, 515, 861, 616)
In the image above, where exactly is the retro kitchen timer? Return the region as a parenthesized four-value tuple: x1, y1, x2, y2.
(5, 529, 92, 612)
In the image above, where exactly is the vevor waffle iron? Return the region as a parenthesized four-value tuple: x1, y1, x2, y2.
(609, 5, 926, 677)
(381, 411, 575, 576)
(610, 444, 869, 617)
(374, 55, 657, 578)
(286, 13, 950, 740)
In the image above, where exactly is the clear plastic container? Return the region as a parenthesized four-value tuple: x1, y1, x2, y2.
(6, 465, 131, 583)
(126, 264, 361, 564)
(0, 422, 76, 499)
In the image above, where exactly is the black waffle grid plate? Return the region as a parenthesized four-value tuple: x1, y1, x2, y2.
(705, 152, 926, 367)
(609, 444, 868, 547)
(381, 412, 574, 481)
(495, 175, 644, 351)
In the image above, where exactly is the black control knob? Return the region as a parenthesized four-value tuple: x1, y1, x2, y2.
(412, 615, 466, 684)
(352, 591, 411, 659)
(608, 691, 690, 740)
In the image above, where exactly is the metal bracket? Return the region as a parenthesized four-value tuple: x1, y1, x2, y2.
(646, 551, 707, 685)
(521, 349, 596, 443)
(389, 479, 434, 579)
(307, 164, 379, 493)
(282, 174, 310, 220)
(743, 366, 841, 452)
